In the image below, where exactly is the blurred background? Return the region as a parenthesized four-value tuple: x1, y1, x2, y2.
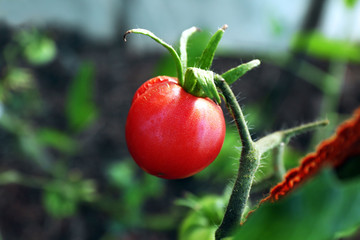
(0, 0, 359, 239)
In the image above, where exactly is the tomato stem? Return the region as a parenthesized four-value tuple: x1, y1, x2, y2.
(214, 75, 259, 239)
(255, 119, 329, 156)
(272, 142, 286, 181)
(213, 82, 329, 239)
(214, 75, 253, 150)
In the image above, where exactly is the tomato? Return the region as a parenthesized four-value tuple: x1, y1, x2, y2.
(125, 76, 226, 179)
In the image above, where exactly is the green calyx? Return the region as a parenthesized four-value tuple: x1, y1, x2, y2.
(184, 67, 220, 103)
(123, 25, 260, 103)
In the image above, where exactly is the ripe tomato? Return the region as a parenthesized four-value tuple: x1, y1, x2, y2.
(125, 76, 226, 179)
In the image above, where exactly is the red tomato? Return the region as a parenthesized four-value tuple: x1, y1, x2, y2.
(125, 76, 226, 179)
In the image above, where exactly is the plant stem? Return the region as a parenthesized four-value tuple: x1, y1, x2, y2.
(214, 75, 259, 239)
(214, 75, 253, 150)
(273, 143, 286, 181)
(255, 119, 329, 156)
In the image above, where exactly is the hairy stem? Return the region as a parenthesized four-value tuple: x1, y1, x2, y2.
(214, 75, 253, 150)
(214, 75, 259, 239)
(272, 143, 286, 181)
(255, 119, 329, 156)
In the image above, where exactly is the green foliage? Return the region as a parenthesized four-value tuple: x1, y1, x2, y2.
(196, 25, 226, 70)
(105, 159, 165, 228)
(180, 27, 199, 71)
(177, 194, 226, 240)
(43, 173, 96, 218)
(66, 61, 98, 132)
(155, 30, 211, 77)
(36, 128, 77, 154)
(3, 68, 34, 91)
(0, 170, 22, 185)
(16, 30, 57, 65)
(292, 31, 360, 62)
(344, 0, 359, 8)
(181, 169, 360, 240)
(195, 122, 303, 186)
(234, 169, 360, 240)
(221, 59, 260, 85)
(0, 113, 51, 169)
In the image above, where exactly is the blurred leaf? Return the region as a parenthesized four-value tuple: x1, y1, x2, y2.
(143, 213, 178, 231)
(104, 159, 165, 227)
(282, 146, 303, 170)
(37, 127, 77, 154)
(335, 225, 360, 239)
(107, 160, 136, 189)
(16, 30, 56, 65)
(178, 195, 225, 240)
(175, 193, 201, 210)
(66, 61, 98, 132)
(19, 130, 51, 169)
(142, 173, 163, 197)
(0, 170, 22, 184)
(43, 189, 77, 218)
(106, 159, 163, 196)
(0, 88, 5, 102)
(344, 0, 359, 8)
(234, 169, 360, 240)
(4, 68, 34, 90)
(24, 36, 56, 65)
(43, 177, 96, 218)
(292, 31, 360, 62)
(0, 112, 51, 169)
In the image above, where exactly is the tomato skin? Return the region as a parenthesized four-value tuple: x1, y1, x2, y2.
(125, 76, 226, 179)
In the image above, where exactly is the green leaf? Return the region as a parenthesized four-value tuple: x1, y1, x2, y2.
(179, 195, 225, 240)
(37, 128, 77, 154)
(154, 30, 211, 77)
(0, 114, 51, 170)
(292, 31, 360, 62)
(196, 25, 227, 70)
(183, 67, 221, 103)
(0, 170, 22, 185)
(124, 28, 184, 85)
(344, 0, 358, 8)
(106, 160, 136, 189)
(43, 177, 96, 218)
(66, 61, 98, 132)
(234, 169, 360, 240)
(4, 68, 34, 90)
(43, 181, 78, 218)
(24, 36, 56, 65)
(221, 59, 260, 84)
(17, 30, 57, 66)
(180, 26, 200, 70)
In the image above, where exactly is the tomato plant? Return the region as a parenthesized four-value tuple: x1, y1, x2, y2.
(124, 26, 339, 239)
(126, 76, 225, 179)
